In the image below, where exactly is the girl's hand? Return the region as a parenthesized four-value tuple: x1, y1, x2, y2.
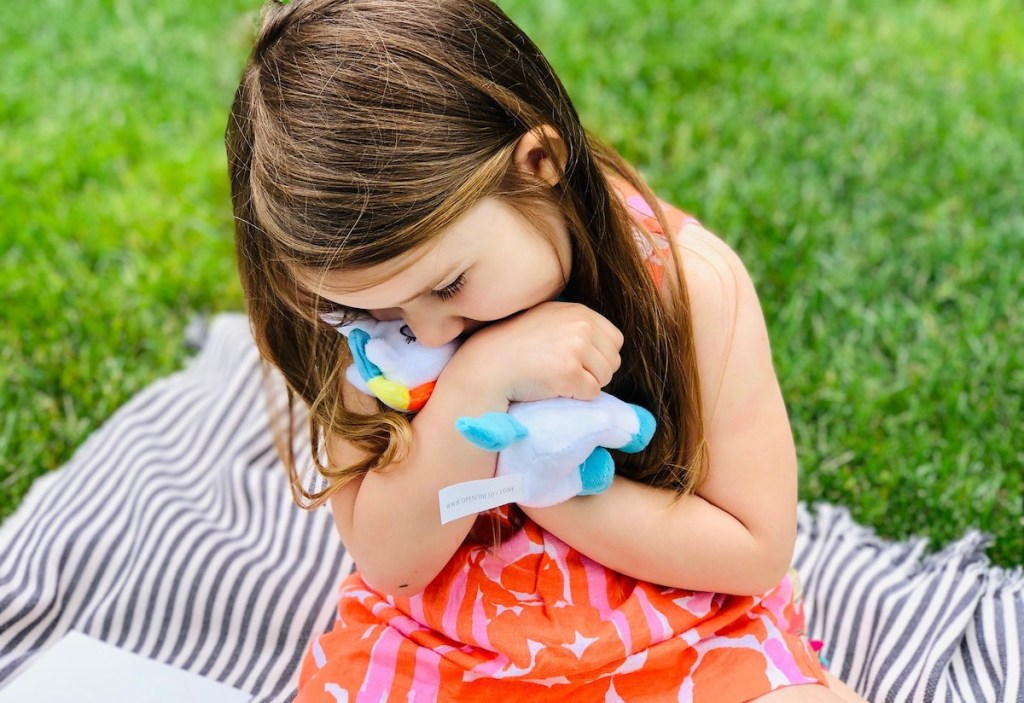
(457, 301, 623, 403)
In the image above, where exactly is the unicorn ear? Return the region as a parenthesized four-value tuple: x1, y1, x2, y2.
(320, 311, 347, 332)
(319, 311, 372, 337)
(334, 316, 377, 338)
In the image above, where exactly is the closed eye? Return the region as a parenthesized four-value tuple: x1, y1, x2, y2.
(431, 273, 466, 302)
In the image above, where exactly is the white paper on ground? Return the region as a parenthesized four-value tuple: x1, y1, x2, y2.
(438, 473, 524, 524)
(0, 631, 252, 703)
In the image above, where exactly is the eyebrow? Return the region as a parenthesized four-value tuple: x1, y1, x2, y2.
(395, 263, 461, 306)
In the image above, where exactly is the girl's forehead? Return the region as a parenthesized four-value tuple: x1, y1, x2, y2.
(317, 258, 458, 310)
(304, 197, 509, 307)
(306, 228, 465, 309)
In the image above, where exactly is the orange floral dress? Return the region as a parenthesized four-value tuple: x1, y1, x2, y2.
(297, 184, 827, 703)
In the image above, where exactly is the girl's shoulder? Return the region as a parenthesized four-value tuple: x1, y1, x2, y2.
(667, 219, 752, 325)
(611, 176, 769, 418)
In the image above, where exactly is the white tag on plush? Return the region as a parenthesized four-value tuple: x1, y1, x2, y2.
(438, 474, 525, 525)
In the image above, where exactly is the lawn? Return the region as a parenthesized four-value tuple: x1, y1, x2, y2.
(2, 0, 1021, 566)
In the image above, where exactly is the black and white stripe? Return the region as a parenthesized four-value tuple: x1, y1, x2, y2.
(1, 313, 1020, 702)
(0, 315, 353, 703)
(794, 503, 1023, 702)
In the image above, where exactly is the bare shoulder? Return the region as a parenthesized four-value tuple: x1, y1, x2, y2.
(663, 222, 774, 419)
(669, 222, 752, 317)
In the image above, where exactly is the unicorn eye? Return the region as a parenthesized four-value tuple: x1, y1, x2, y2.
(400, 325, 417, 343)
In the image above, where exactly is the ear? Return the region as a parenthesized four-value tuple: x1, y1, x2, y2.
(512, 125, 567, 187)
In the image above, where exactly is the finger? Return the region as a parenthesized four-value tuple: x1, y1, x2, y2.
(566, 368, 603, 401)
(558, 303, 622, 350)
(581, 347, 617, 389)
(585, 310, 624, 350)
(600, 319, 625, 351)
(588, 333, 622, 377)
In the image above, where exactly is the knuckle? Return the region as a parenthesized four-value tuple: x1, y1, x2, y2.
(561, 334, 585, 356)
(555, 357, 576, 376)
(578, 372, 601, 398)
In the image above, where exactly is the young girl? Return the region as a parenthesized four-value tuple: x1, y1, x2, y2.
(226, 1, 867, 700)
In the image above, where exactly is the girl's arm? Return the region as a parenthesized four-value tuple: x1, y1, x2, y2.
(522, 225, 798, 595)
(325, 353, 508, 598)
(327, 302, 622, 597)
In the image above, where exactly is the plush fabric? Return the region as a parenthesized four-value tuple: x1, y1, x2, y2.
(0, 314, 1019, 702)
(331, 316, 656, 509)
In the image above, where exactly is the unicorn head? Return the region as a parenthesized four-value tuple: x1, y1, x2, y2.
(323, 315, 460, 412)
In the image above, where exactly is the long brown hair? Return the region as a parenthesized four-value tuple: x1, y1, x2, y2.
(225, 0, 707, 512)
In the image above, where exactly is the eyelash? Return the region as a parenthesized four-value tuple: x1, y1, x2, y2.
(431, 273, 466, 302)
(315, 273, 465, 322)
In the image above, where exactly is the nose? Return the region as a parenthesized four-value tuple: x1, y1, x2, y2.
(403, 311, 464, 348)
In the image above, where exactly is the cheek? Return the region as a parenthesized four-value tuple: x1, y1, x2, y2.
(460, 295, 511, 322)
(455, 274, 522, 322)
(462, 271, 559, 322)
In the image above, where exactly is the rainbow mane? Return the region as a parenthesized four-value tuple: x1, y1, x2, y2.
(342, 325, 452, 413)
(365, 376, 436, 412)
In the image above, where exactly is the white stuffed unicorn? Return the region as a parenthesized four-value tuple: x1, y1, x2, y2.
(324, 315, 656, 513)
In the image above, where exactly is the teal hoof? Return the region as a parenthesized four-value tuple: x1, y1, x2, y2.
(619, 405, 656, 453)
(579, 447, 614, 495)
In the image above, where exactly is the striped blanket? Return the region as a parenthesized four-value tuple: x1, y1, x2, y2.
(1, 314, 1020, 702)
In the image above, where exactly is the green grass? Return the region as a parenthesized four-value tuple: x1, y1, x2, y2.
(2, 0, 1021, 566)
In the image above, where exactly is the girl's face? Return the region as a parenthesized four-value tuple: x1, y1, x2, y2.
(311, 197, 572, 347)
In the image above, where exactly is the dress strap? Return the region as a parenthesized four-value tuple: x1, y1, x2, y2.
(607, 175, 701, 290)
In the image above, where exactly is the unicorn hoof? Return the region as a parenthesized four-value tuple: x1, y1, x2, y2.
(619, 405, 656, 453)
(579, 447, 615, 495)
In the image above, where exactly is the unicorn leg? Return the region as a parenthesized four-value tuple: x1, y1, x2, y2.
(455, 413, 528, 451)
(618, 404, 657, 453)
(579, 447, 615, 495)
